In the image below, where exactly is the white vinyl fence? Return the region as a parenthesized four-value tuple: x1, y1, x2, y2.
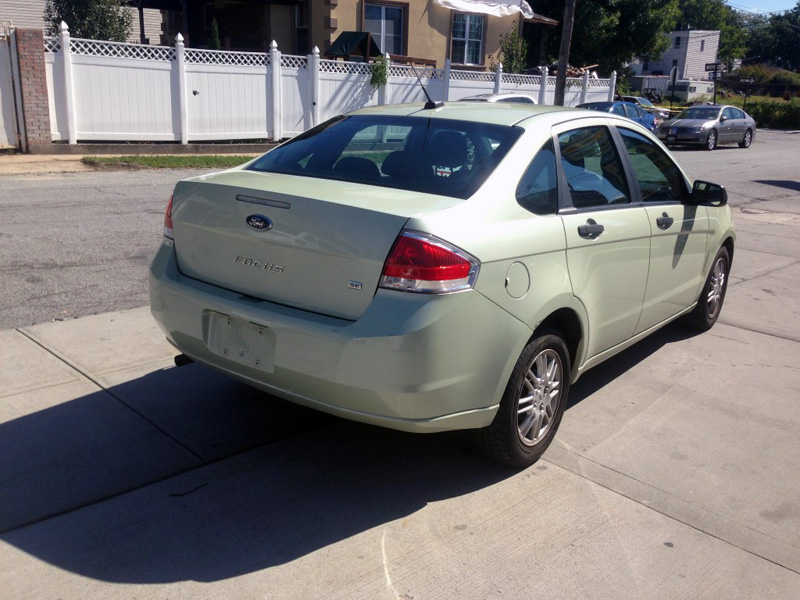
(43, 23, 615, 144)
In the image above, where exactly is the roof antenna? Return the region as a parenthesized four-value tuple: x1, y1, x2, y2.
(410, 64, 443, 110)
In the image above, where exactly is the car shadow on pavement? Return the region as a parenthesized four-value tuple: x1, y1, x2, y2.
(566, 322, 698, 409)
(0, 363, 515, 584)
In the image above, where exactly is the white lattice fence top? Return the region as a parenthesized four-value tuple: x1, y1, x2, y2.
(186, 48, 266, 66)
(68, 38, 175, 61)
(281, 54, 308, 70)
(388, 65, 444, 80)
(319, 59, 372, 75)
(44, 36, 61, 53)
(502, 73, 540, 86)
(450, 70, 495, 82)
(587, 78, 611, 87)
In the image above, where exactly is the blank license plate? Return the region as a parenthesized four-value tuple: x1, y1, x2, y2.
(206, 312, 275, 372)
(666, 135, 676, 141)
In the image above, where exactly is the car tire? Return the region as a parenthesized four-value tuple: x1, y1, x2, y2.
(683, 246, 730, 331)
(706, 130, 717, 151)
(739, 129, 753, 148)
(477, 331, 570, 468)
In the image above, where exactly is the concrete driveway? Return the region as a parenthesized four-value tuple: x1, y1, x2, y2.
(1, 134, 799, 599)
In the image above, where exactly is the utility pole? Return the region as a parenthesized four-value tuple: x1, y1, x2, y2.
(554, 0, 577, 106)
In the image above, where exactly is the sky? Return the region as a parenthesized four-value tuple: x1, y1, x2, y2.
(727, 0, 798, 14)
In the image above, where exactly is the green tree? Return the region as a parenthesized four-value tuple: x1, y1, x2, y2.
(526, 0, 680, 75)
(44, 0, 132, 42)
(754, 3, 800, 71)
(491, 21, 529, 74)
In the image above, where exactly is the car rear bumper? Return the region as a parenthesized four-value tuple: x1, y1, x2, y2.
(149, 242, 531, 433)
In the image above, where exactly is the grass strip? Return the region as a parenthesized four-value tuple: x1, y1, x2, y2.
(82, 155, 258, 169)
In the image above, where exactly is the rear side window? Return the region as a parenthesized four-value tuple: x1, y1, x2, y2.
(516, 139, 558, 215)
(619, 128, 687, 203)
(248, 115, 523, 199)
(557, 126, 631, 208)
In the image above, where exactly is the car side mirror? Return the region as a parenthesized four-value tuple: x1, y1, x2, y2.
(690, 180, 728, 206)
(719, 115, 728, 122)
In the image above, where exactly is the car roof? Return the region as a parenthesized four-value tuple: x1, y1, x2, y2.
(349, 101, 569, 126)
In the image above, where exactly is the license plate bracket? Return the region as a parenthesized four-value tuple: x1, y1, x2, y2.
(205, 312, 275, 372)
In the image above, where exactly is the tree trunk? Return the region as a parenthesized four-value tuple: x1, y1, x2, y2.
(554, 0, 577, 106)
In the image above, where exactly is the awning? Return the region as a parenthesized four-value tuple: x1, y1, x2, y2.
(433, 0, 535, 19)
(325, 32, 383, 60)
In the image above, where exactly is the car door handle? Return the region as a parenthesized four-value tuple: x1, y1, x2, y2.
(656, 215, 674, 230)
(577, 221, 605, 238)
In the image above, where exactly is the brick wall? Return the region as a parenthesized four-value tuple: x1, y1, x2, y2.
(14, 28, 51, 150)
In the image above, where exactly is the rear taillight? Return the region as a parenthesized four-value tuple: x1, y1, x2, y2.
(163, 194, 174, 239)
(380, 231, 479, 293)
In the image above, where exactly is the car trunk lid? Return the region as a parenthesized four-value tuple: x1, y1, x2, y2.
(171, 170, 460, 320)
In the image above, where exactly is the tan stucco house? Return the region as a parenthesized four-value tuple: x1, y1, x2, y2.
(158, 0, 556, 70)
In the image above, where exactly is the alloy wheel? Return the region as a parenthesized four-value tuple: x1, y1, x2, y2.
(707, 256, 727, 319)
(517, 349, 562, 446)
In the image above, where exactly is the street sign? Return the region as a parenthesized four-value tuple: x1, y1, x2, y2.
(705, 62, 724, 71)
(740, 78, 756, 83)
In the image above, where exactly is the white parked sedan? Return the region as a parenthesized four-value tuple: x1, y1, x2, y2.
(150, 103, 734, 467)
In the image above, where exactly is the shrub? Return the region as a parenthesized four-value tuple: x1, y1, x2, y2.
(740, 97, 800, 129)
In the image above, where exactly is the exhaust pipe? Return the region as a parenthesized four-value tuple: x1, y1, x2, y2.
(174, 353, 194, 367)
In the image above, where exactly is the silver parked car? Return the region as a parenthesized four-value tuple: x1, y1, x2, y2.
(657, 104, 756, 150)
(150, 103, 735, 467)
(460, 93, 537, 104)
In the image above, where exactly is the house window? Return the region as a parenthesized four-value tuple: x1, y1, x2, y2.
(672, 59, 678, 67)
(700, 39, 705, 51)
(452, 13, 485, 65)
(642, 61, 649, 71)
(296, 0, 310, 55)
(203, 2, 215, 44)
(674, 36, 681, 49)
(364, 3, 406, 55)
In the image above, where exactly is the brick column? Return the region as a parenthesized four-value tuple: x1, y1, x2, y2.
(14, 28, 52, 152)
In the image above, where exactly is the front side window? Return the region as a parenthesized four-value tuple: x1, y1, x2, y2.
(364, 3, 405, 55)
(516, 139, 558, 215)
(619, 128, 687, 203)
(452, 13, 484, 65)
(249, 115, 523, 199)
(557, 127, 631, 209)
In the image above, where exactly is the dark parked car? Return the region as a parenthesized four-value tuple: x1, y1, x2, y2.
(657, 105, 755, 150)
(577, 101, 657, 132)
(622, 95, 669, 123)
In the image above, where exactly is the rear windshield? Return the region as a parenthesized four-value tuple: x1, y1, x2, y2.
(248, 115, 523, 199)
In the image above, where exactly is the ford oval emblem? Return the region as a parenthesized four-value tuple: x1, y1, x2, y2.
(246, 214, 273, 231)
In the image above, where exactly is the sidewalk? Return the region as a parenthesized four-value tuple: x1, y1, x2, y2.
(1, 205, 799, 598)
(0, 153, 94, 175)
(0, 141, 275, 175)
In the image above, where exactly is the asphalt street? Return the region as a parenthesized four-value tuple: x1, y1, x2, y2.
(1, 132, 799, 598)
(0, 168, 212, 329)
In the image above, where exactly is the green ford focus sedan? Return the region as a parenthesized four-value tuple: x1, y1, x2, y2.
(149, 102, 735, 467)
